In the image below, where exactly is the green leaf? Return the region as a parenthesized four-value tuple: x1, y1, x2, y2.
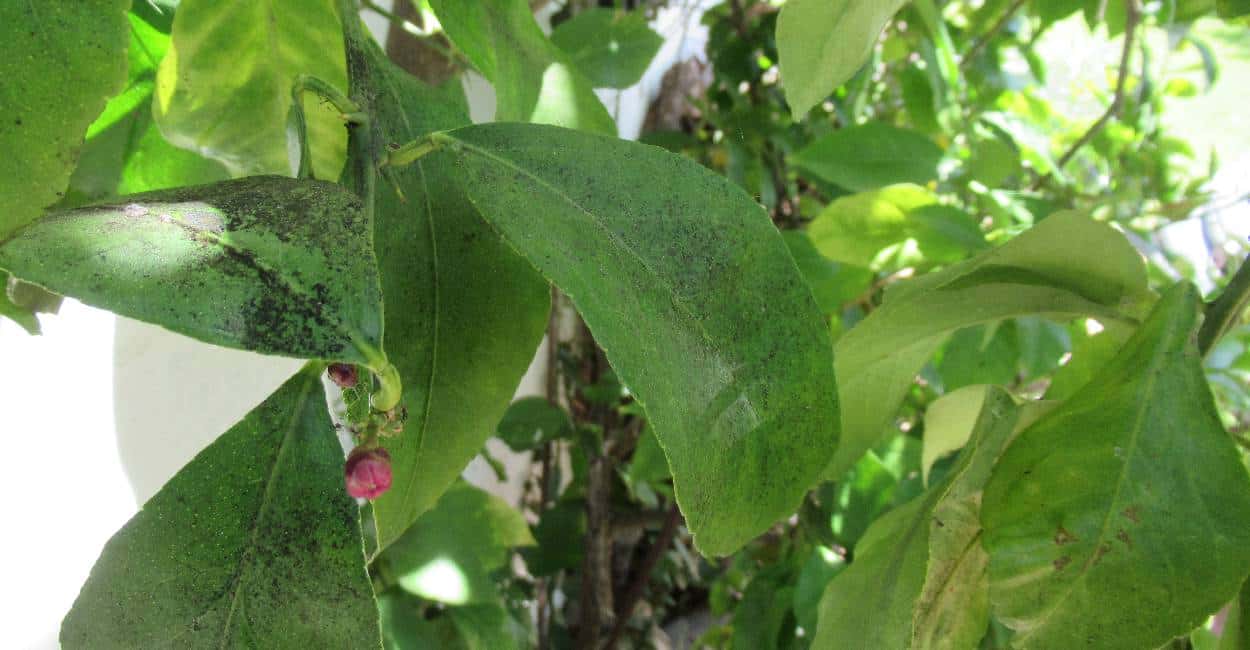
(0, 0, 129, 240)
(833, 450, 905, 548)
(522, 499, 587, 576)
(1219, 0, 1250, 17)
(792, 547, 846, 635)
(87, 12, 169, 140)
(496, 397, 574, 451)
(67, 20, 231, 207)
(1045, 319, 1134, 401)
(380, 593, 464, 649)
(937, 324, 1019, 391)
(780, 230, 874, 314)
(794, 124, 943, 192)
(338, 28, 550, 552)
(550, 8, 664, 89)
(154, 0, 348, 179)
(826, 211, 1149, 480)
(813, 389, 1018, 649)
(921, 384, 991, 485)
(428, 0, 615, 134)
(981, 284, 1250, 650)
(443, 604, 530, 650)
(61, 365, 380, 647)
(0, 176, 383, 364)
(431, 123, 839, 556)
(628, 425, 673, 486)
(777, 0, 910, 118)
(732, 565, 795, 650)
(383, 482, 534, 605)
(806, 184, 985, 271)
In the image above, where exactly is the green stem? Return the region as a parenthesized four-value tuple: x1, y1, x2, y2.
(382, 133, 447, 168)
(290, 74, 363, 179)
(1199, 255, 1250, 357)
(371, 362, 403, 412)
(353, 340, 403, 411)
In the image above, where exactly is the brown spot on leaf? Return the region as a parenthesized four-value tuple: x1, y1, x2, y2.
(1093, 543, 1112, 565)
(1116, 529, 1133, 548)
(1121, 506, 1140, 524)
(1054, 526, 1077, 545)
(1054, 556, 1072, 571)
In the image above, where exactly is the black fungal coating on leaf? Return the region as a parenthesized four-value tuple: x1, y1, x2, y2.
(439, 123, 838, 555)
(61, 368, 377, 647)
(0, 176, 382, 363)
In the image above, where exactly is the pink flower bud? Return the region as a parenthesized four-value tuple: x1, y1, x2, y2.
(327, 363, 358, 388)
(345, 447, 392, 499)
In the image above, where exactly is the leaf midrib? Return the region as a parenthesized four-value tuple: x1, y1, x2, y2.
(216, 372, 314, 647)
(368, 60, 443, 548)
(1016, 313, 1180, 643)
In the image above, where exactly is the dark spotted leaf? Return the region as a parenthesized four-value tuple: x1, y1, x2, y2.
(981, 284, 1250, 649)
(429, 123, 838, 555)
(61, 365, 380, 648)
(0, 176, 383, 364)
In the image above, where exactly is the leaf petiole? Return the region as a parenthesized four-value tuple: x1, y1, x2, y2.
(381, 132, 452, 169)
(289, 74, 366, 179)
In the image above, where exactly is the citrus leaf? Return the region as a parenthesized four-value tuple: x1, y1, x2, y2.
(338, 26, 549, 552)
(0, 0, 129, 239)
(551, 8, 664, 89)
(382, 482, 535, 605)
(827, 211, 1149, 480)
(777, 0, 910, 118)
(428, 0, 615, 133)
(432, 123, 838, 556)
(981, 283, 1250, 649)
(155, 0, 348, 179)
(794, 125, 943, 192)
(813, 389, 1018, 649)
(0, 176, 383, 364)
(61, 365, 380, 648)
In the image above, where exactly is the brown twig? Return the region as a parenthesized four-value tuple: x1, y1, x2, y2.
(604, 504, 683, 649)
(1034, 0, 1141, 189)
(960, 0, 1028, 71)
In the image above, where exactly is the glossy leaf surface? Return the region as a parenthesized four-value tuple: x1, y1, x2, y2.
(433, 123, 838, 555)
(155, 0, 348, 179)
(0, 0, 128, 239)
(339, 28, 549, 551)
(981, 284, 1250, 649)
(0, 176, 382, 363)
(777, 0, 910, 118)
(61, 365, 379, 647)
